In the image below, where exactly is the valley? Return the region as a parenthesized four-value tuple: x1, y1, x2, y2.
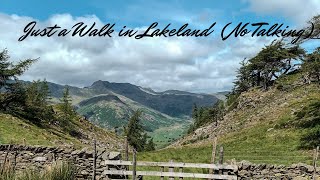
(46, 80, 219, 148)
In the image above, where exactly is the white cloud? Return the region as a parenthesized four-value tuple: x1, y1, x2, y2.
(0, 13, 270, 93)
(245, 0, 320, 23)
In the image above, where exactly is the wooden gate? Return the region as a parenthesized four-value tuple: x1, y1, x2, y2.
(103, 159, 238, 179)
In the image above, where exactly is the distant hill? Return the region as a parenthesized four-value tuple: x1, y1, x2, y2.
(46, 80, 219, 148)
(88, 80, 218, 117)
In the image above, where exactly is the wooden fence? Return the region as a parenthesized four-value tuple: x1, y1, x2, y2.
(97, 136, 237, 179)
(103, 160, 238, 179)
(103, 147, 238, 180)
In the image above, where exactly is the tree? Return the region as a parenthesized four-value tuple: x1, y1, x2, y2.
(188, 100, 226, 133)
(59, 86, 75, 119)
(145, 138, 156, 151)
(192, 103, 198, 120)
(299, 15, 320, 43)
(0, 49, 36, 89)
(301, 47, 320, 83)
(233, 59, 252, 94)
(232, 40, 305, 93)
(251, 40, 305, 90)
(24, 80, 54, 122)
(0, 49, 37, 112)
(125, 110, 146, 151)
(59, 86, 76, 127)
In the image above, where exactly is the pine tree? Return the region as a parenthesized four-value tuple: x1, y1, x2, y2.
(145, 138, 156, 151)
(0, 49, 36, 112)
(59, 86, 75, 121)
(192, 103, 198, 120)
(0, 49, 36, 89)
(125, 110, 146, 151)
(24, 80, 54, 122)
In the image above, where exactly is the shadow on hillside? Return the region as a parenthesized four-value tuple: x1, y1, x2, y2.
(294, 101, 320, 149)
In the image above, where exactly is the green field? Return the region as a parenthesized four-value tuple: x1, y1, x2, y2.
(148, 122, 191, 148)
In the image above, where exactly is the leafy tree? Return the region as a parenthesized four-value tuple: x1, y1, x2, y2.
(301, 47, 320, 83)
(250, 40, 304, 90)
(232, 40, 305, 93)
(299, 15, 320, 43)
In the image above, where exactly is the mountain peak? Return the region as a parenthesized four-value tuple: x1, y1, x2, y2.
(91, 80, 109, 87)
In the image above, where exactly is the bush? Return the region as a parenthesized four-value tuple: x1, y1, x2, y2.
(0, 161, 77, 180)
(0, 161, 15, 180)
(45, 161, 77, 180)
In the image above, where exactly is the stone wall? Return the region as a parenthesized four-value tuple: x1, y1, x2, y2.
(2, 144, 320, 179)
(0, 144, 121, 180)
(237, 160, 320, 179)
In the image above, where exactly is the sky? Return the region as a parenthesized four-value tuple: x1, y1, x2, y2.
(0, 0, 319, 93)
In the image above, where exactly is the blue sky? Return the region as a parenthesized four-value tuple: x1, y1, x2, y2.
(0, 0, 292, 28)
(0, 0, 319, 92)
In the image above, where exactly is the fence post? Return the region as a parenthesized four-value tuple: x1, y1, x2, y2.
(219, 146, 224, 175)
(313, 146, 319, 180)
(93, 139, 96, 180)
(106, 155, 110, 180)
(169, 160, 174, 180)
(208, 136, 217, 180)
(133, 149, 137, 180)
(179, 167, 183, 180)
(160, 166, 164, 180)
(219, 146, 224, 165)
(125, 136, 129, 161)
(124, 136, 129, 171)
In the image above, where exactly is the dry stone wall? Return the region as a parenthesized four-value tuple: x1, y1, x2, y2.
(1, 144, 320, 179)
(0, 144, 121, 180)
(237, 160, 320, 179)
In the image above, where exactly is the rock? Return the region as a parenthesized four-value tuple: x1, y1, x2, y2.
(71, 150, 80, 155)
(261, 169, 269, 175)
(80, 170, 89, 176)
(101, 152, 109, 160)
(293, 176, 308, 180)
(80, 147, 89, 153)
(305, 165, 314, 173)
(63, 148, 73, 154)
(267, 128, 274, 132)
(108, 152, 121, 160)
(290, 164, 298, 169)
(33, 156, 47, 162)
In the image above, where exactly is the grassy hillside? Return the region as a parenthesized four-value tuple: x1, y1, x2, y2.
(138, 72, 319, 165)
(0, 112, 123, 150)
